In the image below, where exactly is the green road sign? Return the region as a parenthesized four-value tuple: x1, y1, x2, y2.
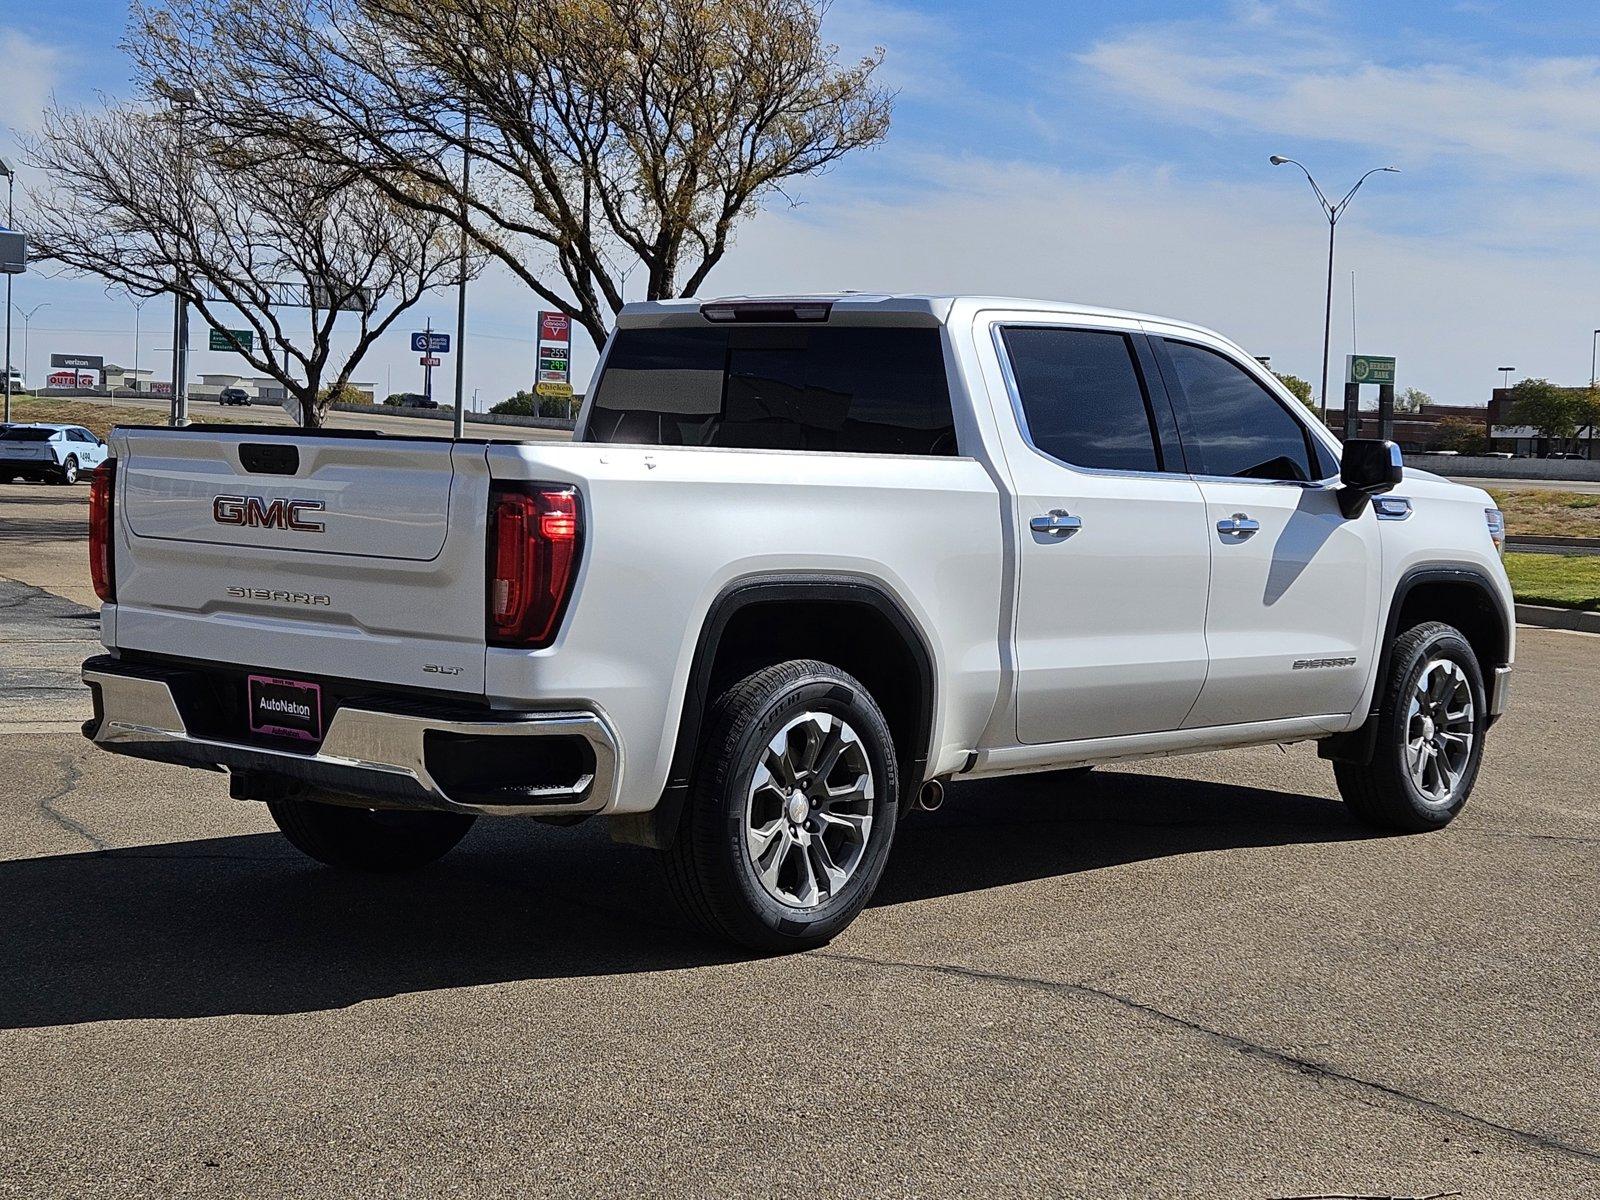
(1346, 354, 1395, 385)
(209, 328, 253, 353)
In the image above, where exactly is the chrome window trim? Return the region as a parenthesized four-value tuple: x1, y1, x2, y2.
(988, 320, 1340, 487)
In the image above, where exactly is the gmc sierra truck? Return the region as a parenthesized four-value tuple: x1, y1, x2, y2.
(81, 294, 1514, 950)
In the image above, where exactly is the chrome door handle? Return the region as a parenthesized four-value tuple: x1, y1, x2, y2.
(1030, 510, 1083, 538)
(1216, 513, 1260, 538)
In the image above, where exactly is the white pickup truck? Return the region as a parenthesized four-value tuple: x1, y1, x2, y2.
(81, 294, 1514, 950)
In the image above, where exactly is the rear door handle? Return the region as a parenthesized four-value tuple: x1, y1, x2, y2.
(1216, 513, 1260, 538)
(1030, 510, 1083, 538)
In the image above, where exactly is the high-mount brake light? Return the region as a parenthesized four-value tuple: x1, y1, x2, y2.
(699, 301, 833, 324)
(88, 459, 116, 603)
(487, 484, 582, 648)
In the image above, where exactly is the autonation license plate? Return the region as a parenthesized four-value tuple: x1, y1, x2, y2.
(247, 674, 323, 742)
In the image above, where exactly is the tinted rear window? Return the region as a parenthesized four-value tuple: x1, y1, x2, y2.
(584, 326, 956, 455)
(0, 428, 57, 441)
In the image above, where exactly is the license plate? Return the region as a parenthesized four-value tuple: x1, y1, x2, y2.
(247, 674, 323, 741)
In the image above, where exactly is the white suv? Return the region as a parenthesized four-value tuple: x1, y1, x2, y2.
(1, 423, 109, 484)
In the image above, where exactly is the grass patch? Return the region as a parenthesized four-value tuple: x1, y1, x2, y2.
(7, 396, 283, 441)
(1503, 552, 1600, 610)
(1486, 488, 1600, 539)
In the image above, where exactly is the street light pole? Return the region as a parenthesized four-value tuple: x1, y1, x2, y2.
(156, 79, 202, 428)
(452, 100, 472, 440)
(14, 302, 49, 384)
(1590, 330, 1599, 388)
(1269, 156, 1400, 423)
(2, 156, 14, 424)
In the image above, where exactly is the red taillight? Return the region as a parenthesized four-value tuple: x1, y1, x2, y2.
(89, 460, 116, 603)
(487, 485, 582, 647)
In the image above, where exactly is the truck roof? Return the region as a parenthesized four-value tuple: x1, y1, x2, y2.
(615, 293, 1219, 337)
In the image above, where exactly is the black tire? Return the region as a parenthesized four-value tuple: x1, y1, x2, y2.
(266, 798, 475, 872)
(58, 455, 78, 485)
(663, 659, 900, 952)
(1334, 620, 1486, 832)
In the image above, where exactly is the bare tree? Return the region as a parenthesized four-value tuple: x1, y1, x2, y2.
(129, 0, 893, 348)
(24, 99, 471, 426)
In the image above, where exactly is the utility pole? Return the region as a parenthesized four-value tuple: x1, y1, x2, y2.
(452, 101, 472, 439)
(156, 79, 202, 427)
(423, 314, 433, 404)
(2, 157, 15, 423)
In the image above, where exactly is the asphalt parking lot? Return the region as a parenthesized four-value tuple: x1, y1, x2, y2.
(1, 480, 1597, 1198)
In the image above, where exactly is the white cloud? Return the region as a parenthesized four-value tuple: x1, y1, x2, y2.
(695, 150, 1600, 404)
(1079, 16, 1600, 187)
(0, 31, 64, 140)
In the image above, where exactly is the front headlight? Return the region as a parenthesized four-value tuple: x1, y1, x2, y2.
(1485, 507, 1506, 554)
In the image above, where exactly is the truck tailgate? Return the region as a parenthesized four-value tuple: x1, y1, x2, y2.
(108, 428, 492, 694)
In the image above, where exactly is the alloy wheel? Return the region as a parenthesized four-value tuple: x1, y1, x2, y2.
(743, 711, 875, 909)
(1404, 657, 1475, 807)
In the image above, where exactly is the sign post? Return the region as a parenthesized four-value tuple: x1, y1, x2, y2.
(535, 310, 573, 411)
(1343, 354, 1398, 442)
(411, 323, 451, 405)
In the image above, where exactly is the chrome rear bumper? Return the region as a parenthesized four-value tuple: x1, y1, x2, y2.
(81, 657, 619, 818)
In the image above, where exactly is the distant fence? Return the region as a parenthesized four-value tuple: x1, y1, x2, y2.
(332, 401, 578, 432)
(1409, 454, 1600, 482)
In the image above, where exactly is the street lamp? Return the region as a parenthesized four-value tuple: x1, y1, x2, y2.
(12, 302, 50, 384)
(1590, 331, 1599, 388)
(1269, 155, 1399, 421)
(1498, 366, 1516, 391)
(155, 78, 204, 427)
(1, 156, 15, 424)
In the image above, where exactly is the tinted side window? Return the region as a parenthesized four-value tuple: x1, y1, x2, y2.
(586, 326, 956, 455)
(1162, 341, 1316, 482)
(1002, 327, 1163, 473)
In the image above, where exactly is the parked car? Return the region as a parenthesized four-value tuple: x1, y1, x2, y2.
(219, 387, 252, 406)
(80, 294, 1515, 950)
(0, 423, 109, 484)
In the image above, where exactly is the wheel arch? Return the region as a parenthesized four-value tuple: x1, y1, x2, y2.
(1321, 561, 1512, 764)
(615, 573, 938, 850)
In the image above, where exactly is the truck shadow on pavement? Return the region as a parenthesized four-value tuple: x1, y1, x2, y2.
(0, 770, 1371, 1029)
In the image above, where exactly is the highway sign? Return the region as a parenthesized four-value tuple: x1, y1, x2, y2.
(1346, 354, 1396, 386)
(208, 328, 253, 353)
(411, 332, 451, 353)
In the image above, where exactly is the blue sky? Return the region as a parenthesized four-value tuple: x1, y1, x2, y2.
(4, 0, 1599, 406)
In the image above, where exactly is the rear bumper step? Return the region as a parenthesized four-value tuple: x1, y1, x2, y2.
(81, 657, 619, 818)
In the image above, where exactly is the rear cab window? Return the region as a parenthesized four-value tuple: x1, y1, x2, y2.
(583, 324, 957, 456)
(999, 326, 1175, 473)
(0, 428, 58, 442)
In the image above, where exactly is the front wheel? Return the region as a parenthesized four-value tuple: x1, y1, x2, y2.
(266, 798, 475, 872)
(1334, 620, 1486, 832)
(663, 659, 900, 952)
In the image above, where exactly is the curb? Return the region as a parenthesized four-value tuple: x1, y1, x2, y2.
(1515, 603, 1600, 633)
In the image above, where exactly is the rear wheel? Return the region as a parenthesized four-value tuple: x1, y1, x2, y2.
(664, 659, 900, 952)
(266, 798, 475, 872)
(1334, 621, 1486, 832)
(57, 455, 79, 485)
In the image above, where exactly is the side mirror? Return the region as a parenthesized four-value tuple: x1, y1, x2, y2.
(1338, 438, 1403, 517)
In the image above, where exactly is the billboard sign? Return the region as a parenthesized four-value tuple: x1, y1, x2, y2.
(534, 309, 573, 399)
(0, 228, 24, 275)
(51, 353, 104, 372)
(411, 332, 451, 353)
(47, 370, 96, 389)
(1346, 354, 1396, 386)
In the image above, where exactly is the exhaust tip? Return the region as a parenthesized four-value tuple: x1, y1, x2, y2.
(915, 778, 945, 813)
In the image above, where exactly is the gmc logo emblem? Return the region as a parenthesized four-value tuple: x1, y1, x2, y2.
(213, 494, 326, 533)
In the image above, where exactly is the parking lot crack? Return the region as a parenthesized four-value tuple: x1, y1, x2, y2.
(819, 950, 1600, 1168)
(34, 755, 108, 854)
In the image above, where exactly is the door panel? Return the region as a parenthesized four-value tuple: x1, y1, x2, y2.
(985, 320, 1212, 745)
(1184, 481, 1380, 726)
(1015, 472, 1212, 742)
